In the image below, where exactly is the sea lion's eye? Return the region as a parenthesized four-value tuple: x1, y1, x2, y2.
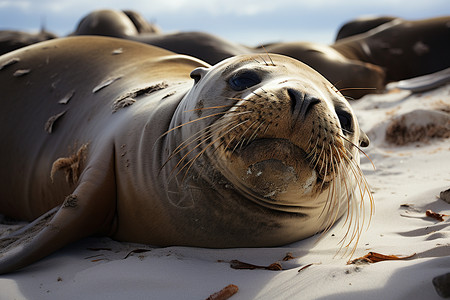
(336, 109, 353, 134)
(229, 71, 261, 91)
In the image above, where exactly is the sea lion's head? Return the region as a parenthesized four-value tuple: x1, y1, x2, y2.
(169, 54, 372, 249)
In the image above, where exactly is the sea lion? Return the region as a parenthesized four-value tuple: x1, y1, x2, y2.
(332, 17, 450, 82)
(254, 42, 386, 99)
(0, 36, 372, 274)
(72, 9, 251, 65)
(122, 10, 161, 34)
(73, 9, 160, 36)
(335, 16, 398, 41)
(0, 29, 57, 55)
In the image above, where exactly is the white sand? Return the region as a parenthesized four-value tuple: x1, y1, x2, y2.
(1, 83, 449, 300)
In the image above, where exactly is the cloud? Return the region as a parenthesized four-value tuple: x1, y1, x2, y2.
(4, 0, 447, 16)
(0, 0, 31, 10)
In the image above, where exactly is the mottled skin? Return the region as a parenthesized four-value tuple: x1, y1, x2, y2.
(0, 36, 369, 274)
(332, 17, 450, 82)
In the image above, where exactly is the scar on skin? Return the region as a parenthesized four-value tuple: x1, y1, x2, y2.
(111, 48, 123, 55)
(13, 69, 31, 77)
(59, 90, 75, 104)
(51, 144, 88, 185)
(0, 57, 20, 70)
(92, 75, 123, 93)
(45, 111, 66, 133)
(112, 82, 169, 112)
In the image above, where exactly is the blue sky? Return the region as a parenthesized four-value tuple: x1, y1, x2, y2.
(0, 0, 449, 45)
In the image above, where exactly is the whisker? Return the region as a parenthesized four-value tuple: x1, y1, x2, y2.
(338, 133, 376, 171)
(247, 120, 266, 144)
(235, 120, 259, 150)
(251, 91, 262, 97)
(160, 118, 242, 171)
(337, 87, 377, 93)
(176, 121, 249, 180)
(157, 110, 239, 143)
(163, 114, 247, 176)
(252, 58, 262, 64)
(183, 104, 238, 113)
(227, 97, 256, 104)
(259, 45, 275, 66)
(258, 55, 268, 66)
(330, 80, 343, 93)
(343, 148, 374, 225)
(262, 122, 271, 135)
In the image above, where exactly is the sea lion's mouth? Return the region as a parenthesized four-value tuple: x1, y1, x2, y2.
(226, 138, 310, 197)
(230, 138, 306, 166)
(220, 138, 324, 211)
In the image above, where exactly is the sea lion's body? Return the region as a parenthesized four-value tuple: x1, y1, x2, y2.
(0, 36, 371, 274)
(335, 16, 398, 41)
(332, 17, 450, 82)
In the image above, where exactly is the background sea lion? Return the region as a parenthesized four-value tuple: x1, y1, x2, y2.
(72, 9, 251, 65)
(0, 29, 57, 55)
(254, 42, 386, 99)
(332, 16, 450, 82)
(334, 16, 399, 40)
(0, 36, 371, 274)
(72, 9, 160, 37)
(122, 9, 161, 34)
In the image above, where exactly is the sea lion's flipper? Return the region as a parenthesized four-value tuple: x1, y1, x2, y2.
(0, 155, 117, 274)
(386, 67, 450, 93)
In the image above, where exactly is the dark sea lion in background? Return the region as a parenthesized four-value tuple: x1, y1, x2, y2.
(125, 31, 252, 65)
(332, 16, 450, 82)
(72, 9, 251, 65)
(335, 16, 398, 41)
(72, 10, 382, 98)
(72, 8, 141, 37)
(0, 29, 57, 55)
(122, 9, 161, 34)
(254, 42, 386, 99)
(0, 36, 371, 274)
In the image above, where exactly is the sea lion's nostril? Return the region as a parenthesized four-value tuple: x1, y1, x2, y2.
(288, 89, 320, 122)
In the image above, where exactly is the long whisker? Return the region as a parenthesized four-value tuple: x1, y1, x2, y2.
(338, 133, 376, 170)
(247, 120, 266, 145)
(157, 110, 239, 142)
(160, 114, 246, 172)
(337, 87, 377, 93)
(228, 97, 257, 104)
(260, 45, 275, 66)
(183, 104, 238, 113)
(163, 119, 237, 167)
(176, 121, 249, 180)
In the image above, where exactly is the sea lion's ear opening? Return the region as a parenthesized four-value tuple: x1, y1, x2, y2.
(190, 67, 209, 84)
(359, 129, 370, 148)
